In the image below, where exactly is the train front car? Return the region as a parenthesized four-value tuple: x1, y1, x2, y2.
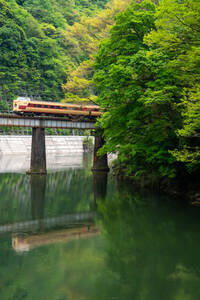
(13, 99, 29, 115)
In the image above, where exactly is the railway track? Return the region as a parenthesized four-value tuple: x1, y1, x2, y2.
(0, 111, 96, 123)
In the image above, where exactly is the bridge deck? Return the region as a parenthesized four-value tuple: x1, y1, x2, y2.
(0, 113, 95, 129)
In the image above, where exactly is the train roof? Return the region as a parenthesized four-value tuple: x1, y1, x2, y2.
(14, 99, 100, 107)
(16, 96, 31, 101)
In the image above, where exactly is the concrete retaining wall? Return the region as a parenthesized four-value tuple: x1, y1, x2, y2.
(0, 153, 84, 173)
(0, 135, 85, 154)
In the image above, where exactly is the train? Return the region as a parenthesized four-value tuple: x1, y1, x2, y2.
(13, 98, 102, 118)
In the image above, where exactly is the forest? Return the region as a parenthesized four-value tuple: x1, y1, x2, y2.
(1, 0, 200, 186)
(93, 0, 200, 187)
(0, 0, 128, 106)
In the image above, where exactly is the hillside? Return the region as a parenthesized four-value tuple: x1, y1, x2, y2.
(0, 0, 110, 109)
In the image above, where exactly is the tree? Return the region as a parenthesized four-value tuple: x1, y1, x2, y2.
(145, 0, 200, 173)
(62, 0, 131, 102)
(93, 0, 183, 182)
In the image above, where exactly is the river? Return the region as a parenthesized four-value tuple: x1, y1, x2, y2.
(0, 153, 200, 300)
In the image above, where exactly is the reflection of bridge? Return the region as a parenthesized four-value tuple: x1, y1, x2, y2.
(0, 212, 94, 234)
(12, 225, 100, 253)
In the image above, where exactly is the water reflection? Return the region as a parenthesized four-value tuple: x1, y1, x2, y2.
(31, 175, 46, 221)
(12, 225, 99, 253)
(10, 170, 106, 253)
(1, 156, 200, 299)
(0, 158, 96, 226)
(93, 170, 108, 207)
(96, 186, 200, 300)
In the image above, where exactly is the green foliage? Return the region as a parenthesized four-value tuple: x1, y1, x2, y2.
(93, 0, 200, 182)
(145, 0, 200, 171)
(0, 0, 110, 109)
(83, 135, 94, 152)
(62, 0, 131, 102)
(94, 0, 181, 181)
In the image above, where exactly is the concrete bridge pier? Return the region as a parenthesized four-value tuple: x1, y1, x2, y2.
(92, 130, 109, 172)
(27, 127, 47, 174)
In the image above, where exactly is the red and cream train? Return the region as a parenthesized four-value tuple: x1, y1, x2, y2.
(13, 98, 102, 118)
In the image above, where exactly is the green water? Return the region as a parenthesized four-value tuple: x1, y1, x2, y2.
(0, 154, 200, 300)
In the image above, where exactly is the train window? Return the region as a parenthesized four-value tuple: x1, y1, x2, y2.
(56, 106, 60, 109)
(38, 105, 42, 108)
(44, 105, 48, 108)
(51, 106, 54, 109)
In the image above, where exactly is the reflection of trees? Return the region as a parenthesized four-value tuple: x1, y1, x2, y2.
(0, 165, 94, 225)
(1, 179, 200, 299)
(97, 186, 200, 300)
(45, 168, 94, 215)
(2, 159, 200, 299)
(0, 174, 31, 224)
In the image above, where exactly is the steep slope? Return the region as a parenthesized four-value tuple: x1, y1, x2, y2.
(0, 0, 110, 107)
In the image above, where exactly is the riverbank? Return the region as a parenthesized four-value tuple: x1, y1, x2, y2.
(111, 161, 200, 204)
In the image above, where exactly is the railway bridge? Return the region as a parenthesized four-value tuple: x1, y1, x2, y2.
(0, 113, 109, 174)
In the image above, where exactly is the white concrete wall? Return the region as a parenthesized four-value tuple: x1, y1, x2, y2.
(0, 135, 85, 155)
(0, 153, 84, 173)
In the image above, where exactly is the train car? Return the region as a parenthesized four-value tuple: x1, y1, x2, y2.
(13, 99, 102, 118)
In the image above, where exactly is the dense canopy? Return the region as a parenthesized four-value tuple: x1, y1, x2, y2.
(93, 0, 200, 184)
